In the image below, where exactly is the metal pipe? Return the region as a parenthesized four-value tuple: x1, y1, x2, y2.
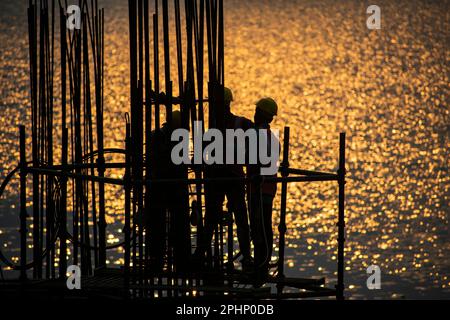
(153, 11, 160, 130)
(128, 0, 138, 285)
(48, 0, 56, 280)
(26, 167, 337, 185)
(28, 2, 42, 279)
(162, 0, 172, 120)
(95, 1, 107, 269)
(277, 126, 290, 295)
(124, 119, 132, 297)
(59, 127, 68, 279)
(143, 0, 152, 282)
(19, 126, 28, 281)
(174, 0, 183, 95)
(286, 168, 338, 177)
(137, 0, 145, 296)
(82, 10, 93, 275)
(336, 132, 346, 300)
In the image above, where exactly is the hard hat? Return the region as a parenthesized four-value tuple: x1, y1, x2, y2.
(171, 110, 182, 128)
(224, 87, 233, 104)
(256, 97, 278, 116)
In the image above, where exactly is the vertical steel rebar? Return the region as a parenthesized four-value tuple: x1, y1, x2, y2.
(277, 126, 290, 295)
(152, 4, 163, 297)
(124, 117, 132, 297)
(128, 0, 138, 291)
(153, 11, 160, 131)
(174, 0, 183, 96)
(28, 2, 42, 279)
(143, 0, 152, 297)
(48, 0, 56, 280)
(59, 127, 68, 279)
(97, 5, 106, 270)
(336, 132, 346, 300)
(137, 0, 145, 296)
(19, 126, 28, 281)
(72, 14, 83, 269)
(82, 10, 93, 275)
(194, 0, 205, 252)
(58, 3, 68, 279)
(162, 0, 172, 122)
(38, 4, 48, 279)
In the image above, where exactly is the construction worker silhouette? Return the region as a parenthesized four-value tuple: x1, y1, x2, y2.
(147, 110, 191, 272)
(248, 97, 280, 286)
(198, 87, 253, 271)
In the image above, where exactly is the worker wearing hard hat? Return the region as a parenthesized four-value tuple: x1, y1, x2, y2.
(255, 97, 278, 121)
(147, 110, 191, 272)
(248, 97, 280, 286)
(199, 87, 254, 272)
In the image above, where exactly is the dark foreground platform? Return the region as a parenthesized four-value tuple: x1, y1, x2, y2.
(0, 268, 336, 300)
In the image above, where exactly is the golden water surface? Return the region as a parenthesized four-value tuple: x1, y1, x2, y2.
(0, 0, 448, 299)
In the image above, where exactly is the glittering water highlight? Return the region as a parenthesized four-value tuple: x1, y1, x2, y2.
(0, 0, 448, 299)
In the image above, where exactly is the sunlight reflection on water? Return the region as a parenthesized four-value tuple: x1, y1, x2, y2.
(0, 0, 448, 299)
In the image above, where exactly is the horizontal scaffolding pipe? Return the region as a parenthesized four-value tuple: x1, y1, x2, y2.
(27, 167, 124, 185)
(286, 168, 337, 177)
(28, 163, 339, 178)
(26, 167, 339, 185)
(39, 162, 127, 170)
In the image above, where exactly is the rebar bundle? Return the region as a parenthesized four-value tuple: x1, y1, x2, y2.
(25, 0, 106, 278)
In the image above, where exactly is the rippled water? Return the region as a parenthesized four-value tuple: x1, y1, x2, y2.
(0, 0, 449, 299)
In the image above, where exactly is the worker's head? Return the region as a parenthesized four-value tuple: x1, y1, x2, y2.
(254, 97, 278, 125)
(170, 110, 182, 129)
(223, 87, 233, 114)
(224, 87, 233, 105)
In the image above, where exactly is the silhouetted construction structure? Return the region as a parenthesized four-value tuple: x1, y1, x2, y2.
(0, 0, 347, 300)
